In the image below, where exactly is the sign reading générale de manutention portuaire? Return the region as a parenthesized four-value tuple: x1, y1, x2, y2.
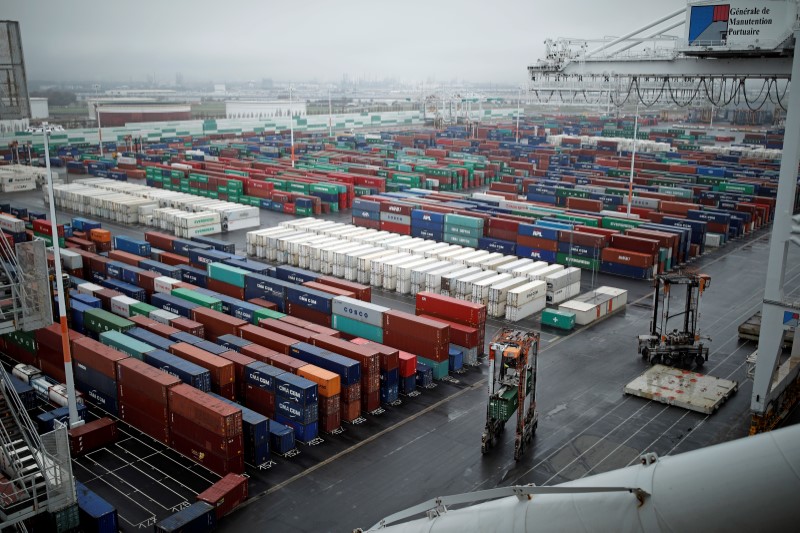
(728, 6, 774, 36)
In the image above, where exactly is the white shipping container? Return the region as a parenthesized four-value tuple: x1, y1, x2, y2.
(226, 216, 260, 232)
(150, 309, 180, 325)
(528, 264, 565, 281)
(497, 258, 534, 274)
(507, 280, 548, 308)
(356, 249, 397, 284)
(177, 223, 223, 239)
(460, 250, 493, 268)
(383, 255, 425, 291)
(487, 277, 531, 318)
(343, 246, 384, 281)
(440, 267, 481, 296)
(59, 249, 83, 270)
(154, 276, 182, 294)
(454, 270, 497, 301)
(396, 238, 427, 253)
(332, 244, 374, 278)
(545, 267, 582, 291)
(471, 273, 513, 305)
(0, 214, 26, 233)
(511, 261, 549, 278)
(409, 260, 452, 295)
(424, 263, 464, 294)
(371, 253, 412, 287)
(331, 296, 389, 327)
(480, 255, 519, 272)
(546, 281, 582, 304)
(559, 300, 602, 326)
(77, 283, 103, 296)
(505, 296, 547, 321)
(110, 295, 139, 318)
(436, 247, 475, 263)
(396, 258, 439, 295)
(594, 286, 629, 310)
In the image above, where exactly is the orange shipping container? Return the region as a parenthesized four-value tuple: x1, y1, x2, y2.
(297, 365, 342, 398)
(89, 228, 111, 243)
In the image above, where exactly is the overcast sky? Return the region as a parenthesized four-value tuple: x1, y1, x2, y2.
(6, 0, 687, 84)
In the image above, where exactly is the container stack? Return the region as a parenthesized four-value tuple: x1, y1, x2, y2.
(331, 296, 388, 343)
(383, 310, 451, 379)
(274, 372, 319, 443)
(71, 337, 127, 415)
(351, 198, 381, 230)
(243, 361, 283, 418)
(298, 365, 341, 433)
(379, 201, 413, 235)
(116, 358, 181, 445)
(486, 277, 529, 318)
(168, 383, 245, 475)
(505, 280, 548, 321)
(415, 292, 486, 366)
(309, 335, 375, 416)
(545, 267, 582, 304)
(351, 338, 400, 405)
(210, 394, 271, 467)
(444, 213, 483, 248)
(411, 209, 445, 240)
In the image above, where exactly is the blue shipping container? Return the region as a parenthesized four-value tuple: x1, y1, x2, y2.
(285, 286, 333, 314)
(216, 334, 252, 352)
(144, 349, 212, 392)
(275, 372, 318, 405)
(154, 501, 216, 533)
(168, 331, 205, 346)
(151, 293, 199, 318)
(516, 246, 557, 263)
(276, 397, 319, 425)
(288, 342, 361, 386)
(113, 235, 151, 257)
(269, 420, 296, 455)
(275, 265, 319, 285)
(179, 265, 209, 288)
(75, 481, 118, 533)
(275, 414, 318, 443)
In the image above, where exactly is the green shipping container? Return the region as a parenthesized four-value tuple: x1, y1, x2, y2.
(332, 314, 383, 343)
(130, 302, 158, 318)
(444, 213, 484, 229)
(418, 356, 449, 380)
(443, 224, 483, 238)
(557, 253, 599, 271)
(171, 288, 223, 312)
(208, 262, 248, 288)
(99, 331, 153, 360)
(253, 308, 287, 325)
(84, 309, 134, 334)
(541, 308, 576, 330)
(443, 233, 479, 247)
(601, 217, 643, 231)
(4, 330, 36, 353)
(489, 386, 519, 421)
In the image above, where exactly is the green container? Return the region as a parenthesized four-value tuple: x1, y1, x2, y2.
(443, 224, 483, 238)
(253, 308, 287, 325)
(4, 330, 36, 353)
(84, 309, 134, 334)
(418, 356, 449, 380)
(50, 503, 80, 533)
(99, 331, 153, 360)
(719, 182, 755, 194)
(130, 302, 158, 318)
(443, 233, 479, 247)
(541, 308, 576, 330)
(601, 217, 644, 231)
(332, 314, 383, 343)
(489, 386, 519, 422)
(444, 213, 483, 229)
(208, 262, 248, 288)
(171, 288, 223, 312)
(557, 253, 599, 271)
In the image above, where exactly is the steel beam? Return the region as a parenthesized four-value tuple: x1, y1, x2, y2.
(530, 56, 793, 78)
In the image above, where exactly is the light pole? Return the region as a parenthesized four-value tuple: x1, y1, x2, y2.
(515, 87, 522, 144)
(328, 86, 333, 139)
(96, 106, 104, 157)
(42, 123, 83, 429)
(626, 101, 640, 217)
(289, 85, 295, 168)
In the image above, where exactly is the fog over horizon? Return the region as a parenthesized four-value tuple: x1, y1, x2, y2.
(6, 0, 686, 85)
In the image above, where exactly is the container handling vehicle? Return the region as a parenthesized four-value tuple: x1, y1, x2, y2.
(638, 271, 711, 369)
(481, 329, 538, 461)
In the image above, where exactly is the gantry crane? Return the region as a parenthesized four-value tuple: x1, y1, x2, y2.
(481, 329, 538, 461)
(528, 0, 800, 434)
(638, 272, 711, 368)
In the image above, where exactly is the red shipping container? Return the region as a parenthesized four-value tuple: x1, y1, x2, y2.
(240, 343, 280, 364)
(383, 329, 448, 362)
(258, 318, 316, 343)
(137, 270, 159, 295)
(160, 252, 190, 266)
(601, 248, 655, 269)
(196, 474, 249, 520)
(107, 250, 143, 267)
(170, 412, 243, 457)
(557, 230, 606, 248)
(341, 400, 361, 422)
(207, 278, 245, 300)
(310, 276, 371, 302)
(301, 281, 356, 300)
(380, 201, 415, 216)
(95, 289, 123, 312)
(144, 231, 177, 252)
(244, 384, 275, 418)
(130, 316, 181, 338)
(285, 302, 332, 327)
(247, 298, 278, 311)
(71, 337, 129, 379)
(415, 292, 486, 327)
(362, 389, 380, 413)
(380, 221, 411, 235)
(68, 418, 118, 456)
(218, 351, 256, 400)
(343, 382, 361, 404)
(383, 310, 450, 345)
(170, 432, 245, 475)
(168, 383, 242, 437)
(265, 353, 309, 374)
(311, 335, 380, 378)
(566, 197, 603, 212)
(516, 235, 559, 252)
(319, 410, 341, 433)
(238, 325, 298, 354)
(278, 316, 340, 338)
(417, 314, 479, 348)
(116, 358, 181, 403)
(317, 394, 340, 415)
(118, 403, 169, 444)
(610, 234, 660, 255)
(574, 226, 619, 244)
(191, 307, 247, 342)
(119, 385, 170, 419)
(350, 338, 399, 371)
(169, 343, 235, 391)
(37, 323, 84, 352)
(398, 351, 417, 378)
(169, 317, 205, 338)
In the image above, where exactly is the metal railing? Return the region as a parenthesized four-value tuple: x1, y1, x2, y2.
(0, 238, 52, 334)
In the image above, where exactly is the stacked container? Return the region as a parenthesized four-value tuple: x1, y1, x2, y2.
(505, 280, 548, 321)
(116, 358, 181, 444)
(443, 213, 483, 248)
(415, 291, 486, 366)
(168, 383, 245, 475)
(383, 310, 450, 379)
(297, 365, 341, 433)
(274, 372, 319, 442)
(309, 335, 373, 418)
(331, 296, 388, 343)
(71, 337, 128, 415)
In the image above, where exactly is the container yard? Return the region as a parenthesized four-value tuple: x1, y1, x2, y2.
(2, 1, 800, 532)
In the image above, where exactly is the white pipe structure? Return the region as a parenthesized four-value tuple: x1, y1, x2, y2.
(363, 423, 800, 532)
(585, 7, 685, 58)
(328, 87, 333, 138)
(289, 85, 295, 168)
(42, 124, 83, 429)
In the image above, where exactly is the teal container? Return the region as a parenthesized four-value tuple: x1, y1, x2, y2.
(332, 314, 383, 343)
(208, 262, 248, 288)
(99, 331, 154, 360)
(443, 233, 479, 247)
(443, 224, 483, 238)
(541, 308, 576, 331)
(444, 213, 483, 229)
(253, 307, 287, 325)
(130, 302, 158, 318)
(418, 356, 449, 379)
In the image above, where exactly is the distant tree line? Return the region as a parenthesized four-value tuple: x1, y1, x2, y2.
(31, 90, 77, 107)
